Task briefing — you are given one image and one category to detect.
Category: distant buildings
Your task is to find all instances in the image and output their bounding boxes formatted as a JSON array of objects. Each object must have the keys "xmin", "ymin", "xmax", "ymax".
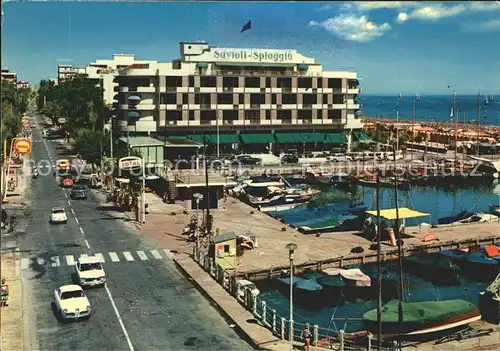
[
  {"xmin": 1, "ymin": 69, "xmax": 30, "ymax": 89},
  {"xmin": 57, "ymin": 54, "xmax": 155, "ymax": 105}
]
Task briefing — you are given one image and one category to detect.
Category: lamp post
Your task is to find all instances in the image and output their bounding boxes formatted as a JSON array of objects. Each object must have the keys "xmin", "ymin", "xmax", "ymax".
[
  {"xmin": 285, "ymin": 242, "xmax": 298, "ymax": 345},
  {"xmin": 141, "ymin": 157, "xmax": 146, "ymax": 224},
  {"xmin": 193, "ymin": 192, "xmax": 204, "ymax": 260}
]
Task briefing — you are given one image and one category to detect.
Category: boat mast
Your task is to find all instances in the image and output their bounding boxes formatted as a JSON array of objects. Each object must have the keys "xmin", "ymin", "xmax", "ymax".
[
  {"xmin": 453, "ymin": 90, "xmax": 457, "ymax": 162},
  {"xmin": 392, "ymin": 148, "xmax": 404, "ymax": 348},
  {"xmin": 476, "ymin": 92, "xmax": 481, "ymax": 156},
  {"xmin": 411, "ymin": 98, "xmax": 416, "ymax": 162},
  {"xmin": 376, "ymin": 172, "xmax": 383, "ymax": 350}
]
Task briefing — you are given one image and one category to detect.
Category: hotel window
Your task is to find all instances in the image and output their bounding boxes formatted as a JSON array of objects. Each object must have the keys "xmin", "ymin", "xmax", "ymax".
[
  {"xmin": 318, "ymin": 110, "xmax": 323, "ymax": 119},
  {"xmin": 172, "ymin": 60, "xmax": 181, "ymax": 70},
  {"xmin": 298, "ymin": 78, "xmax": 312, "ymax": 89},
  {"xmin": 239, "ymin": 94, "xmax": 244, "ymax": 104},
  {"xmin": 328, "ymin": 78, "xmax": 342, "ymax": 89},
  {"xmin": 323, "ymin": 95, "xmax": 328, "ymax": 105},
  {"xmin": 166, "ymin": 76, "xmax": 183, "ymax": 88},
  {"xmin": 250, "ymin": 94, "xmax": 265, "ymax": 105},
  {"xmin": 200, "ymin": 76, "xmax": 216, "ymax": 87},
  {"xmin": 217, "ymin": 94, "xmax": 233, "ymax": 105},
  {"xmin": 189, "ymin": 111, "xmax": 194, "ymax": 120},
  {"xmin": 223, "ymin": 77, "xmax": 238, "ymax": 88},
  {"xmin": 183, "ymin": 93, "xmax": 188, "ymax": 104},
  {"xmin": 188, "ymin": 76, "xmax": 194, "ymax": 87},
  {"xmin": 266, "ymin": 77, "xmax": 271, "ymax": 87},
  {"xmin": 328, "ymin": 110, "xmax": 341, "ymax": 120},
  {"xmin": 161, "ymin": 93, "xmax": 176, "ymax": 104},
  {"xmin": 244, "ymin": 77, "xmax": 260, "ymax": 88},
  {"xmin": 303, "ymin": 94, "xmax": 316, "ymax": 106},
  {"xmin": 277, "ymin": 77, "xmax": 292, "ymax": 88},
  {"xmin": 282, "ymin": 94, "xmax": 297, "ymax": 104},
  {"xmin": 265, "ymin": 110, "xmax": 271, "ymax": 120},
  {"xmin": 317, "ymin": 78, "xmax": 323, "ymax": 88},
  {"xmin": 271, "ymin": 94, "xmax": 276, "ymax": 104}
]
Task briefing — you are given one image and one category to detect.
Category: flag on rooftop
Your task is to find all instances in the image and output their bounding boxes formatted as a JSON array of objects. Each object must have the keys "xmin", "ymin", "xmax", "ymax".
[{"xmin": 241, "ymin": 20, "xmax": 252, "ymax": 33}]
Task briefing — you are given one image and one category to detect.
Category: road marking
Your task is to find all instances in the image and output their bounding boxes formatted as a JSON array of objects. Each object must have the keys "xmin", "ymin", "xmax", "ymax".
[
  {"xmin": 36, "ymin": 257, "xmax": 45, "ymax": 266},
  {"xmin": 79, "ymin": 227, "xmax": 84, "ymax": 234},
  {"xmin": 65, "ymin": 255, "xmax": 75, "ymax": 265},
  {"xmin": 104, "ymin": 284, "xmax": 135, "ymax": 351},
  {"xmin": 150, "ymin": 250, "xmax": 162, "ymax": 260},
  {"xmin": 84, "ymin": 240, "xmax": 90, "ymax": 249},
  {"xmin": 95, "ymin": 253, "xmax": 105, "ymax": 263},
  {"xmin": 109, "ymin": 252, "xmax": 120, "ymax": 262},
  {"xmin": 70, "ymin": 208, "xmax": 75, "ymax": 215},
  {"xmin": 136, "ymin": 251, "xmax": 148, "ymax": 261},
  {"xmin": 163, "ymin": 249, "xmax": 174, "ymax": 259},
  {"xmin": 123, "ymin": 251, "xmax": 134, "ymax": 261},
  {"xmin": 67, "ymin": 199, "xmax": 71, "ymax": 205},
  {"xmin": 51, "ymin": 256, "xmax": 60, "ymax": 267},
  {"xmin": 74, "ymin": 218, "xmax": 79, "ymax": 225},
  {"xmin": 21, "ymin": 258, "xmax": 30, "ymax": 270}
]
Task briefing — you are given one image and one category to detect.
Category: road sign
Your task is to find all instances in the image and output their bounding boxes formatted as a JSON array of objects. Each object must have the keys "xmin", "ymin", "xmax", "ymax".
[
  {"xmin": 118, "ymin": 157, "xmax": 142, "ymax": 170},
  {"xmin": 57, "ymin": 117, "xmax": 67, "ymax": 124},
  {"xmin": 13, "ymin": 138, "xmax": 32, "ymax": 155}
]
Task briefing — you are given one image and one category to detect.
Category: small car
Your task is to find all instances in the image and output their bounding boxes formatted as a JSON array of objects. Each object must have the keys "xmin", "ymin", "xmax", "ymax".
[
  {"xmin": 50, "ymin": 207, "xmax": 68, "ymax": 224},
  {"xmin": 53, "ymin": 285, "xmax": 91, "ymax": 320},
  {"xmin": 70, "ymin": 185, "xmax": 87, "ymax": 200},
  {"xmin": 231, "ymin": 155, "xmax": 262, "ymax": 166},
  {"xmin": 75, "ymin": 255, "xmax": 106, "ymax": 288},
  {"xmin": 328, "ymin": 153, "xmax": 353, "ymax": 163}
]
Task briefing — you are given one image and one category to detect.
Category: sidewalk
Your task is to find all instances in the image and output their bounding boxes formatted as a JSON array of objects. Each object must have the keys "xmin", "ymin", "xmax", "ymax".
[{"xmin": 0, "ymin": 250, "xmax": 23, "ymax": 351}]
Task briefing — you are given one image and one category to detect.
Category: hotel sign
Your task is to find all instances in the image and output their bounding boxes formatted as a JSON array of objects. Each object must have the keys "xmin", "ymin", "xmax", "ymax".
[{"xmin": 212, "ymin": 48, "xmax": 296, "ymax": 63}]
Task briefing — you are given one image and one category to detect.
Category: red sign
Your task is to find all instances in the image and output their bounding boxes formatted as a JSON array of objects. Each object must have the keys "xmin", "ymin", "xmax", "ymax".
[
  {"xmin": 8, "ymin": 161, "xmax": 22, "ymax": 168},
  {"xmin": 8, "ymin": 169, "xmax": 16, "ymax": 175},
  {"xmin": 118, "ymin": 157, "xmax": 142, "ymax": 170},
  {"xmin": 62, "ymin": 178, "xmax": 73, "ymax": 187}
]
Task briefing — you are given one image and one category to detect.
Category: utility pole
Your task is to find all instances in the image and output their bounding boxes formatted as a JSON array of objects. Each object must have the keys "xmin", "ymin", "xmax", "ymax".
[
  {"xmin": 376, "ymin": 172, "xmax": 382, "ymax": 350},
  {"xmin": 203, "ymin": 137, "xmax": 211, "ymax": 235},
  {"xmin": 476, "ymin": 92, "xmax": 481, "ymax": 156},
  {"xmin": 411, "ymin": 99, "xmax": 416, "ymax": 161},
  {"xmin": 453, "ymin": 90, "xmax": 457, "ymax": 161}
]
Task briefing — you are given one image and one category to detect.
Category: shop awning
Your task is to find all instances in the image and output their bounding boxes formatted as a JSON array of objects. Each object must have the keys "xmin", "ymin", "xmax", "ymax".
[
  {"xmin": 127, "ymin": 111, "xmax": 140, "ymax": 119},
  {"xmin": 297, "ymin": 64, "xmax": 309, "ymax": 71},
  {"xmin": 324, "ymin": 132, "xmax": 347, "ymax": 144},
  {"xmin": 300, "ymin": 132, "xmax": 325, "ymax": 143},
  {"xmin": 196, "ymin": 62, "xmax": 208, "ymax": 68},
  {"xmin": 240, "ymin": 133, "xmax": 275, "ymax": 144},
  {"xmin": 353, "ymin": 130, "xmax": 373, "ymax": 143},
  {"xmin": 275, "ymin": 133, "xmax": 301, "ymax": 143},
  {"xmin": 366, "ymin": 207, "xmax": 430, "ymax": 220},
  {"xmin": 188, "ymin": 134, "xmax": 238, "ymax": 144}
]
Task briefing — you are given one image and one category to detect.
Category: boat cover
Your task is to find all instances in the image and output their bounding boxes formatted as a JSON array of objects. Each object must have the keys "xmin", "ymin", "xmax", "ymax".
[
  {"xmin": 467, "ymin": 252, "xmax": 500, "ymax": 265},
  {"xmin": 278, "ymin": 276, "xmax": 304, "ymax": 285},
  {"xmin": 364, "ymin": 299, "xmax": 478, "ymax": 334},
  {"xmin": 340, "ymin": 268, "xmax": 372, "ymax": 287},
  {"xmin": 302, "ymin": 271, "xmax": 325, "ymax": 280},
  {"xmin": 318, "ymin": 275, "xmax": 345, "ymax": 287},
  {"xmin": 295, "ymin": 279, "xmax": 323, "ymax": 292},
  {"xmin": 439, "ymin": 249, "xmax": 468, "ymax": 260},
  {"xmin": 484, "ymin": 245, "xmax": 500, "ymax": 258}
]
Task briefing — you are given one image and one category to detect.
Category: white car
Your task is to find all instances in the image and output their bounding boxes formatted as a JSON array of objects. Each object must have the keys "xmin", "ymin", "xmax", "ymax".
[
  {"xmin": 76, "ymin": 255, "xmax": 106, "ymax": 287},
  {"xmin": 50, "ymin": 207, "xmax": 67, "ymax": 224},
  {"xmin": 53, "ymin": 285, "xmax": 91, "ymax": 320},
  {"xmin": 328, "ymin": 153, "xmax": 353, "ymax": 163}
]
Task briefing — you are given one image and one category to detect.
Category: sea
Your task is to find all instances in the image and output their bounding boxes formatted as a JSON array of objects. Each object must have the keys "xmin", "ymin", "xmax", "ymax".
[
  {"xmin": 359, "ymin": 95, "xmax": 500, "ymax": 126},
  {"xmin": 260, "ymin": 182, "xmax": 500, "ymax": 334}
]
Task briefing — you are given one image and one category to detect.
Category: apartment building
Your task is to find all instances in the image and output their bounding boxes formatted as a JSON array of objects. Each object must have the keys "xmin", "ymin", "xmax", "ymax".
[
  {"xmin": 116, "ymin": 42, "xmax": 365, "ymax": 149},
  {"xmin": 57, "ymin": 54, "xmax": 154, "ymax": 105},
  {"xmin": 1, "ymin": 69, "xmax": 17, "ymax": 84}
]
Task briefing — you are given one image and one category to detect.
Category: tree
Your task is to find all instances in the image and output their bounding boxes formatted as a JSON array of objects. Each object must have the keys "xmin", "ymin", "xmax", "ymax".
[
  {"xmin": 73, "ymin": 128, "xmax": 109, "ymax": 166},
  {"xmin": 1, "ymin": 104, "xmax": 22, "ymax": 154},
  {"xmin": 40, "ymin": 101, "xmax": 63, "ymax": 125}
]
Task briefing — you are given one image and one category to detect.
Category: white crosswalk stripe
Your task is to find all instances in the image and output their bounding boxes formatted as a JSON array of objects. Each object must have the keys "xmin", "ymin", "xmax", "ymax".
[
  {"xmin": 109, "ymin": 252, "xmax": 120, "ymax": 262},
  {"xmin": 19, "ymin": 249, "xmax": 175, "ymax": 270},
  {"xmin": 150, "ymin": 250, "xmax": 162, "ymax": 259},
  {"xmin": 137, "ymin": 251, "xmax": 148, "ymax": 261},
  {"xmin": 163, "ymin": 249, "xmax": 174, "ymax": 259},
  {"xmin": 123, "ymin": 251, "xmax": 134, "ymax": 262},
  {"xmin": 66, "ymin": 255, "xmax": 75, "ymax": 266}
]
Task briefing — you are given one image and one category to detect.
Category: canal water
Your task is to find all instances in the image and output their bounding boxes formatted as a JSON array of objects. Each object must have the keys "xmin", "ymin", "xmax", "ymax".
[{"xmin": 260, "ymin": 181, "xmax": 499, "ymax": 333}]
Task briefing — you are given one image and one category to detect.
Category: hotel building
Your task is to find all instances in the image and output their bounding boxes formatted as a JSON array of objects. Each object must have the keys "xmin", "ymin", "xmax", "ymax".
[
  {"xmin": 115, "ymin": 42, "xmax": 365, "ymax": 150},
  {"xmin": 57, "ymin": 54, "xmax": 154, "ymax": 105},
  {"xmin": 1, "ymin": 69, "xmax": 17, "ymax": 85}
]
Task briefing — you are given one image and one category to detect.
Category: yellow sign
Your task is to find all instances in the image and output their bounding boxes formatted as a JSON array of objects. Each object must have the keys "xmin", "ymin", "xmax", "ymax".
[{"xmin": 13, "ymin": 139, "xmax": 32, "ymax": 155}]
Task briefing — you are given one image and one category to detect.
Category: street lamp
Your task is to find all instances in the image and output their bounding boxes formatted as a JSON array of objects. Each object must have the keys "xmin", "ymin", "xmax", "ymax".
[
  {"xmin": 285, "ymin": 242, "xmax": 298, "ymax": 345},
  {"xmin": 193, "ymin": 192, "xmax": 204, "ymax": 261}
]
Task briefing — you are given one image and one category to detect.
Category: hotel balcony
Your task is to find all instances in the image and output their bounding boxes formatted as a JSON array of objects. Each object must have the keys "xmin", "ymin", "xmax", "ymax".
[
  {"xmin": 136, "ymin": 86, "xmax": 156, "ymax": 93},
  {"xmin": 347, "ymin": 88, "xmax": 360, "ymax": 94},
  {"xmin": 118, "ymin": 86, "xmax": 130, "ymax": 92}
]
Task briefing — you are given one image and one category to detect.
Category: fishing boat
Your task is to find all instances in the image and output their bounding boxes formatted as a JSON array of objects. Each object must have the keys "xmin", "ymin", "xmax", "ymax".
[
  {"xmin": 489, "ymin": 204, "xmax": 500, "ymax": 217},
  {"xmin": 323, "ymin": 268, "xmax": 372, "ymax": 300},
  {"xmin": 381, "ymin": 177, "xmax": 410, "ymax": 190},
  {"xmin": 463, "ymin": 250, "xmax": 500, "ymax": 282},
  {"xmin": 318, "ymin": 271, "xmax": 346, "ymax": 305},
  {"xmin": 457, "ymin": 212, "xmax": 498, "ymax": 224},
  {"xmin": 404, "ymin": 255, "xmax": 461, "ymax": 285},
  {"xmin": 437, "ymin": 210, "xmax": 474, "ymax": 225},
  {"xmin": 305, "ymin": 170, "xmax": 332, "ymax": 185},
  {"xmin": 363, "ymin": 299, "xmax": 481, "ymax": 339},
  {"xmin": 356, "ymin": 177, "xmax": 378, "ymax": 188},
  {"xmin": 439, "ymin": 248, "xmax": 469, "ymax": 261}
]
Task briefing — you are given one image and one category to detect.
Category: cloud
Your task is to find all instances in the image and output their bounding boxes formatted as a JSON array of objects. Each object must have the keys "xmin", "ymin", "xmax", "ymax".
[
  {"xmin": 396, "ymin": 12, "xmax": 409, "ymax": 24},
  {"xmin": 409, "ymin": 3, "xmax": 468, "ymax": 21},
  {"xmin": 309, "ymin": 14, "xmax": 391, "ymax": 42},
  {"xmin": 462, "ymin": 19, "xmax": 500, "ymax": 33},
  {"xmin": 318, "ymin": 4, "xmax": 334, "ymax": 11},
  {"xmin": 354, "ymin": 1, "xmax": 421, "ymax": 11}
]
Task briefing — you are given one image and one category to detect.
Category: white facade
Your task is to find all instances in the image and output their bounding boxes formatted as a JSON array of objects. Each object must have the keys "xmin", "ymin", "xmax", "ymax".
[{"xmin": 115, "ymin": 42, "xmax": 363, "ymax": 134}]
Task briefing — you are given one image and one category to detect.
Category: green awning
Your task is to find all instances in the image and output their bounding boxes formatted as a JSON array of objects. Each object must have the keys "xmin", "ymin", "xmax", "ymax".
[
  {"xmin": 196, "ymin": 62, "xmax": 208, "ymax": 68},
  {"xmin": 297, "ymin": 64, "xmax": 309, "ymax": 71},
  {"xmin": 166, "ymin": 135, "xmax": 188, "ymax": 140},
  {"xmin": 240, "ymin": 133, "xmax": 275, "ymax": 144},
  {"xmin": 188, "ymin": 134, "xmax": 238, "ymax": 144},
  {"xmin": 353, "ymin": 131, "xmax": 373, "ymax": 143},
  {"xmin": 275, "ymin": 133, "xmax": 301, "ymax": 143},
  {"xmin": 324, "ymin": 133, "xmax": 347, "ymax": 144},
  {"xmin": 300, "ymin": 132, "xmax": 324, "ymax": 143}
]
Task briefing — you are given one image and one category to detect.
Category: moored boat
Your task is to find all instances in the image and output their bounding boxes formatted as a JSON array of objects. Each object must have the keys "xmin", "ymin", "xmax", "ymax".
[
  {"xmin": 404, "ymin": 255, "xmax": 461, "ymax": 285},
  {"xmin": 463, "ymin": 250, "xmax": 500, "ymax": 282},
  {"xmin": 318, "ymin": 272, "xmax": 346, "ymax": 305},
  {"xmin": 363, "ymin": 299, "xmax": 481, "ymax": 340},
  {"xmin": 305, "ymin": 170, "xmax": 332, "ymax": 185},
  {"xmin": 437, "ymin": 210, "xmax": 474, "ymax": 225},
  {"xmin": 489, "ymin": 204, "xmax": 500, "ymax": 217}
]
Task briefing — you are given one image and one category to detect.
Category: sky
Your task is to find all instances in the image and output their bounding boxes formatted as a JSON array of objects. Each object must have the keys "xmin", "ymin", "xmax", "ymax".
[{"xmin": 2, "ymin": 1, "xmax": 500, "ymax": 95}]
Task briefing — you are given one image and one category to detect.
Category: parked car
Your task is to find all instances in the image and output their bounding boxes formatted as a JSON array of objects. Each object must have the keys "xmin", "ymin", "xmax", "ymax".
[
  {"xmin": 231, "ymin": 155, "xmax": 262, "ymax": 166},
  {"xmin": 50, "ymin": 207, "xmax": 67, "ymax": 224},
  {"xmin": 53, "ymin": 285, "xmax": 91, "ymax": 321},
  {"xmin": 281, "ymin": 154, "xmax": 299, "ymax": 164},
  {"xmin": 328, "ymin": 153, "xmax": 353, "ymax": 163},
  {"xmin": 70, "ymin": 185, "xmax": 88, "ymax": 200},
  {"xmin": 75, "ymin": 255, "xmax": 106, "ymax": 288}
]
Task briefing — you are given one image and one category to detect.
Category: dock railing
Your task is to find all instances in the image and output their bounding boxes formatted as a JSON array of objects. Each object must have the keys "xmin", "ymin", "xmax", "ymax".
[{"xmin": 192, "ymin": 246, "xmax": 384, "ymax": 350}]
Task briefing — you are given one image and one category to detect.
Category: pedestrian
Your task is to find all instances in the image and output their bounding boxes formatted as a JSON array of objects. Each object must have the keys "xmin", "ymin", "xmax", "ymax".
[
  {"xmin": 1, "ymin": 278, "xmax": 9, "ymax": 307},
  {"xmin": 300, "ymin": 322, "xmax": 312, "ymax": 351}
]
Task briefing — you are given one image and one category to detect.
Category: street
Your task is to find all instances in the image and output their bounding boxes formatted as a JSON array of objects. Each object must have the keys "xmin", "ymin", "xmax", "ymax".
[{"xmin": 14, "ymin": 116, "xmax": 254, "ymax": 350}]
